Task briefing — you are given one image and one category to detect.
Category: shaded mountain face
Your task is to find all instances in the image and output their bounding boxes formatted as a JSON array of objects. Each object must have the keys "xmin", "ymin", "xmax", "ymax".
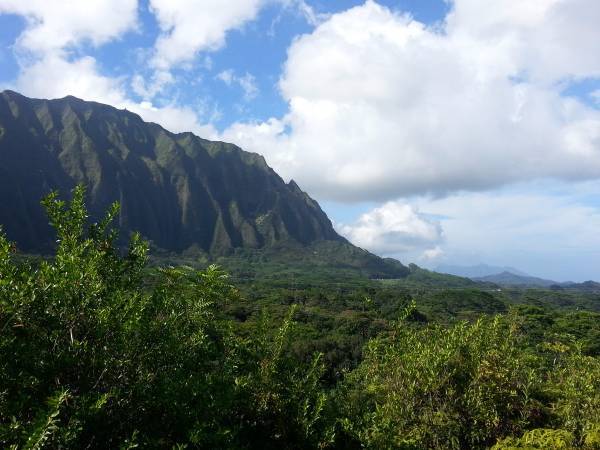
[{"xmin": 0, "ymin": 90, "xmax": 344, "ymax": 255}]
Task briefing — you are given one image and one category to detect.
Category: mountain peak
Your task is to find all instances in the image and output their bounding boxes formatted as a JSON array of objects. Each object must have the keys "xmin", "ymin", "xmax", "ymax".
[
  {"xmin": 288, "ymin": 179, "xmax": 302, "ymax": 192},
  {"xmin": 436, "ymin": 263, "xmax": 529, "ymax": 278},
  {"xmin": 1, "ymin": 89, "xmax": 21, "ymax": 97}
]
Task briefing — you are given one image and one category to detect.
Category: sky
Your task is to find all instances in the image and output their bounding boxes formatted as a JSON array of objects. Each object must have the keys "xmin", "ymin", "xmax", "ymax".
[{"xmin": 0, "ymin": 0, "xmax": 599, "ymax": 281}]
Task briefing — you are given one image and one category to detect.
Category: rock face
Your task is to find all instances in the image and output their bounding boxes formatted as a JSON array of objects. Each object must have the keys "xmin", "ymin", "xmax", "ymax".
[{"xmin": 0, "ymin": 90, "xmax": 344, "ymax": 254}]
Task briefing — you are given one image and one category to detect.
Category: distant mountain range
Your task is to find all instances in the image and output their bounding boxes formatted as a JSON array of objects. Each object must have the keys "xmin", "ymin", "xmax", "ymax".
[
  {"xmin": 476, "ymin": 272, "xmax": 600, "ymax": 291},
  {"xmin": 0, "ymin": 90, "xmax": 408, "ymax": 278},
  {"xmin": 472, "ymin": 271, "xmax": 558, "ymax": 287},
  {"xmin": 436, "ymin": 263, "xmax": 529, "ymax": 278},
  {"xmin": 437, "ymin": 264, "xmax": 599, "ymax": 290}
]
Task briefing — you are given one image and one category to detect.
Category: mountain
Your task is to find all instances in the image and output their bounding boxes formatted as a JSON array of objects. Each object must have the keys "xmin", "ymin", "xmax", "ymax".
[
  {"xmin": 0, "ymin": 90, "xmax": 408, "ymax": 277},
  {"xmin": 436, "ymin": 263, "xmax": 529, "ymax": 278},
  {"xmin": 558, "ymin": 280, "xmax": 600, "ymax": 292},
  {"xmin": 472, "ymin": 271, "xmax": 558, "ymax": 287}
]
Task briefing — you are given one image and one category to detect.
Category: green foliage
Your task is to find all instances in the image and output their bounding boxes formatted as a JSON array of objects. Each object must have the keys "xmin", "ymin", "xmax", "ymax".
[
  {"xmin": 492, "ymin": 425, "xmax": 600, "ymax": 450},
  {"xmin": 0, "ymin": 186, "xmax": 332, "ymax": 449},
  {"xmin": 337, "ymin": 315, "xmax": 542, "ymax": 449},
  {"xmin": 547, "ymin": 346, "xmax": 600, "ymax": 444},
  {"xmin": 2, "ymin": 186, "xmax": 600, "ymax": 449},
  {"xmin": 232, "ymin": 305, "xmax": 334, "ymax": 448},
  {"xmin": 492, "ymin": 428, "xmax": 576, "ymax": 449},
  {"xmin": 21, "ymin": 390, "xmax": 70, "ymax": 450}
]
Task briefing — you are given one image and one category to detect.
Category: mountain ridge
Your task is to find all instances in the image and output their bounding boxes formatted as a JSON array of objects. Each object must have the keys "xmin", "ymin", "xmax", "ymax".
[
  {"xmin": 436, "ymin": 263, "xmax": 529, "ymax": 278},
  {"xmin": 0, "ymin": 91, "xmax": 330, "ymax": 247},
  {"xmin": 0, "ymin": 90, "xmax": 409, "ymax": 278},
  {"xmin": 472, "ymin": 271, "xmax": 559, "ymax": 287}
]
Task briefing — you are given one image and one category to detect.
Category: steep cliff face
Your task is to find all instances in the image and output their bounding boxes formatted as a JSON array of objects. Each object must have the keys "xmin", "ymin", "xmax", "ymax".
[{"xmin": 0, "ymin": 90, "xmax": 343, "ymax": 254}]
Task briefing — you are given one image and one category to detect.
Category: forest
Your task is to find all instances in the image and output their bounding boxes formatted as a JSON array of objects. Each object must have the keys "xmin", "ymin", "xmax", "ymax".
[{"xmin": 1, "ymin": 187, "xmax": 599, "ymax": 449}]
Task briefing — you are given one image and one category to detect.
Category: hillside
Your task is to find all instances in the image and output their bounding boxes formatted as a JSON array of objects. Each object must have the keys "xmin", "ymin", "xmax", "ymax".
[
  {"xmin": 473, "ymin": 271, "xmax": 558, "ymax": 287},
  {"xmin": 436, "ymin": 263, "xmax": 528, "ymax": 278},
  {"xmin": 0, "ymin": 90, "xmax": 408, "ymax": 277}
]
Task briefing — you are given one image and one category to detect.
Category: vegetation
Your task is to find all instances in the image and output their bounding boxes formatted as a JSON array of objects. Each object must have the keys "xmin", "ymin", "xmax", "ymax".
[{"xmin": 1, "ymin": 188, "xmax": 599, "ymax": 449}]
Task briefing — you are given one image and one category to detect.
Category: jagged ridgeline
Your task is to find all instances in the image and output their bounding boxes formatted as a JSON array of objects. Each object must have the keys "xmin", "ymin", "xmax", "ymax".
[{"xmin": 0, "ymin": 90, "xmax": 408, "ymax": 277}]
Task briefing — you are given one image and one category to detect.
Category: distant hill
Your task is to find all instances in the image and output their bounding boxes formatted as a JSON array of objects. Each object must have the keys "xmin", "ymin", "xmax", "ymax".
[
  {"xmin": 403, "ymin": 264, "xmax": 478, "ymax": 288},
  {"xmin": 473, "ymin": 271, "xmax": 558, "ymax": 287},
  {"xmin": 559, "ymin": 280, "xmax": 600, "ymax": 292},
  {"xmin": 436, "ymin": 263, "xmax": 529, "ymax": 278},
  {"xmin": 0, "ymin": 90, "xmax": 409, "ymax": 278},
  {"xmin": 469, "ymin": 271, "xmax": 600, "ymax": 291}
]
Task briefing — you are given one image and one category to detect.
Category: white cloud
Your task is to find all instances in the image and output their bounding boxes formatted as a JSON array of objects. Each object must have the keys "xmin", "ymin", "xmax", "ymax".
[
  {"xmin": 15, "ymin": 54, "xmax": 126, "ymax": 105},
  {"xmin": 0, "ymin": 0, "xmax": 138, "ymax": 55},
  {"xmin": 221, "ymin": 0, "xmax": 600, "ymax": 202},
  {"xmin": 149, "ymin": 0, "xmax": 264, "ymax": 71},
  {"xmin": 130, "ymin": 71, "xmax": 174, "ymax": 100},
  {"xmin": 216, "ymin": 69, "xmax": 235, "ymax": 85},
  {"xmin": 415, "ymin": 183, "xmax": 600, "ymax": 281},
  {"xmin": 0, "ymin": 0, "xmax": 218, "ymax": 139},
  {"xmin": 12, "ymin": 54, "xmax": 216, "ymax": 137},
  {"xmin": 147, "ymin": 0, "xmax": 322, "ymax": 71},
  {"xmin": 145, "ymin": 0, "xmax": 321, "ymax": 95},
  {"xmin": 333, "ymin": 181, "xmax": 600, "ymax": 281},
  {"xmin": 1, "ymin": 0, "xmax": 136, "ymax": 108},
  {"xmin": 217, "ymin": 69, "xmax": 259, "ymax": 101},
  {"xmin": 237, "ymin": 73, "xmax": 259, "ymax": 101},
  {"xmin": 337, "ymin": 201, "xmax": 443, "ymax": 255},
  {"xmin": 446, "ymin": 0, "xmax": 600, "ymax": 82},
  {"xmin": 284, "ymin": 0, "xmax": 321, "ymax": 26},
  {"xmin": 132, "ymin": 101, "xmax": 217, "ymax": 136},
  {"xmin": 422, "ymin": 246, "xmax": 444, "ymax": 261},
  {"xmin": 273, "ymin": 0, "xmax": 325, "ymax": 28}
]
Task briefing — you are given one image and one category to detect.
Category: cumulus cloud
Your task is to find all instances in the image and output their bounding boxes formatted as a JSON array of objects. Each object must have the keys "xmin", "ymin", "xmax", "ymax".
[
  {"xmin": 1, "ymin": 0, "xmax": 137, "ymax": 104},
  {"xmin": 15, "ymin": 54, "xmax": 127, "ymax": 106},
  {"xmin": 221, "ymin": 0, "xmax": 600, "ymax": 201},
  {"xmin": 0, "ymin": 0, "xmax": 216, "ymax": 139},
  {"xmin": 337, "ymin": 201, "xmax": 443, "ymax": 255},
  {"xmin": 148, "ymin": 0, "xmax": 264, "ymax": 71},
  {"xmin": 144, "ymin": 0, "xmax": 322, "ymax": 95},
  {"xmin": 446, "ymin": 0, "xmax": 600, "ymax": 81},
  {"xmin": 147, "ymin": 0, "xmax": 321, "ymax": 71},
  {"xmin": 0, "ymin": 0, "xmax": 138, "ymax": 55},
  {"xmin": 13, "ymin": 53, "xmax": 215, "ymax": 137}
]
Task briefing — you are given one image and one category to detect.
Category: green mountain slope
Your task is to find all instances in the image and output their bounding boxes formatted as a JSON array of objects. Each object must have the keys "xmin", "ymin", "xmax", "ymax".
[
  {"xmin": 473, "ymin": 271, "xmax": 558, "ymax": 287},
  {"xmin": 0, "ymin": 90, "xmax": 408, "ymax": 277}
]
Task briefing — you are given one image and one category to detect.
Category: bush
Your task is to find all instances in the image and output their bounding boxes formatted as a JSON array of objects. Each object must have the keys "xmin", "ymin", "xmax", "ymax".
[
  {"xmin": 2, "ymin": 186, "xmax": 599, "ymax": 449},
  {"xmin": 0, "ymin": 186, "xmax": 332, "ymax": 449},
  {"xmin": 337, "ymin": 310, "xmax": 543, "ymax": 449}
]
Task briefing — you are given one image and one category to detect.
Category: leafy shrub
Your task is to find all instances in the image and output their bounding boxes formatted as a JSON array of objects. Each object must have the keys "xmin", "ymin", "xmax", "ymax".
[
  {"xmin": 2, "ymin": 186, "xmax": 600, "ymax": 450},
  {"xmin": 546, "ymin": 345, "xmax": 600, "ymax": 446},
  {"xmin": 492, "ymin": 428, "xmax": 576, "ymax": 449},
  {"xmin": 337, "ymin": 310, "xmax": 543, "ymax": 449},
  {"xmin": 0, "ymin": 186, "xmax": 332, "ymax": 449}
]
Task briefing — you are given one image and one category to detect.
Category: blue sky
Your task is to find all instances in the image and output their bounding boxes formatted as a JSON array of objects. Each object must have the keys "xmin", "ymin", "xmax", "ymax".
[
  {"xmin": 0, "ymin": 0, "xmax": 450, "ymax": 129},
  {"xmin": 1, "ymin": 0, "xmax": 599, "ymax": 281}
]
